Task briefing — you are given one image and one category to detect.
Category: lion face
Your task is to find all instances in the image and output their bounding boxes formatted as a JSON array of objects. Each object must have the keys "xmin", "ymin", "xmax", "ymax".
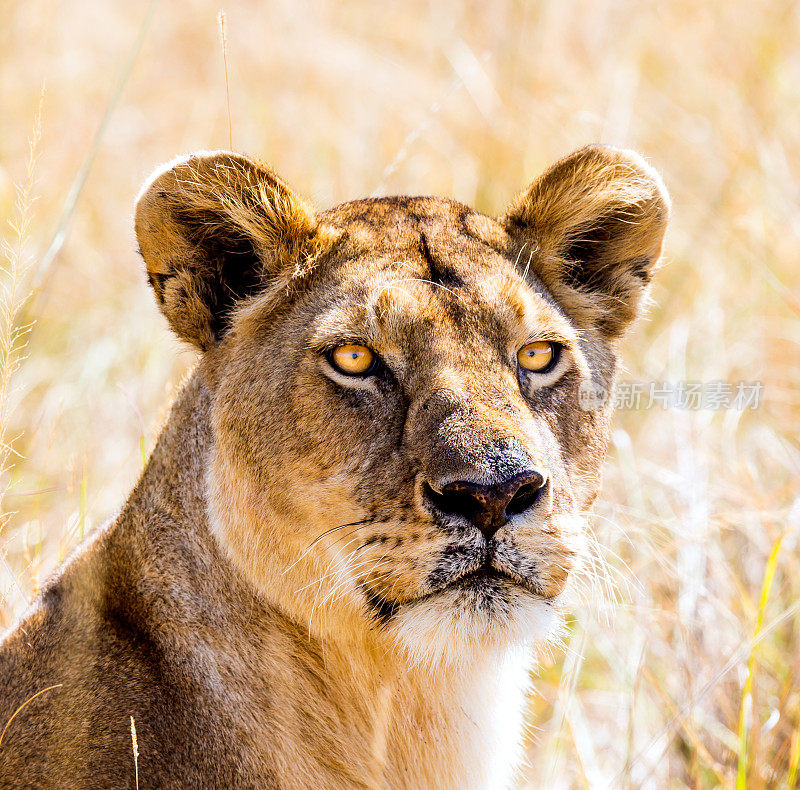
[{"xmin": 135, "ymin": 148, "xmax": 669, "ymax": 665}]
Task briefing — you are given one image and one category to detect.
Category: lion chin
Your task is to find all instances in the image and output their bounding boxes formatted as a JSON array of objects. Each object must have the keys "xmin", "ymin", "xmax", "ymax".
[{"xmin": 388, "ymin": 576, "xmax": 564, "ymax": 669}]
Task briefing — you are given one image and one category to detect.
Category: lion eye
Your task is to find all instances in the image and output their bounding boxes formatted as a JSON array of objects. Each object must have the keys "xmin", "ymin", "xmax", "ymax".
[
  {"xmin": 330, "ymin": 344, "xmax": 377, "ymax": 376},
  {"xmin": 517, "ymin": 341, "xmax": 558, "ymax": 373}
]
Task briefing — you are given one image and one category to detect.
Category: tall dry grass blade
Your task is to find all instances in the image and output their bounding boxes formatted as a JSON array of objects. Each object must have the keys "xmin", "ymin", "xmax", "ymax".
[
  {"xmin": 787, "ymin": 726, "xmax": 800, "ymax": 790},
  {"xmin": 642, "ymin": 665, "xmax": 726, "ymax": 783},
  {"xmin": 736, "ymin": 532, "xmax": 785, "ymax": 789},
  {"xmin": 0, "ymin": 85, "xmax": 44, "ymax": 557},
  {"xmin": 371, "ymin": 60, "xmax": 478, "ymax": 197},
  {"xmin": 78, "ymin": 462, "xmax": 87, "ymax": 541},
  {"xmin": 130, "ymin": 715, "xmax": 139, "ymax": 790},
  {"xmin": 218, "ymin": 10, "xmax": 233, "ymax": 150},
  {"xmin": 32, "ymin": 0, "xmax": 159, "ymax": 293}
]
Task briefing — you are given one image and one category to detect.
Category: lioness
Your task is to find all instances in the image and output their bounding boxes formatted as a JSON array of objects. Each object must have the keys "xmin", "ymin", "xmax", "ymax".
[{"xmin": 0, "ymin": 145, "xmax": 668, "ymax": 789}]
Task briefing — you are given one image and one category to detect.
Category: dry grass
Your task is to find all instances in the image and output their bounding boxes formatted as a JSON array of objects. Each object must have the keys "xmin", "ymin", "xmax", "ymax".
[{"xmin": 1, "ymin": 1, "xmax": 798, "ymax": 786}]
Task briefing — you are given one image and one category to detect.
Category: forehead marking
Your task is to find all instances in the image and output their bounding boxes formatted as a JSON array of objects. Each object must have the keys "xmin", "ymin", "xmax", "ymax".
[{"xmin": 418, "ymin": 232, "xmax": 466, "ymax": 290}]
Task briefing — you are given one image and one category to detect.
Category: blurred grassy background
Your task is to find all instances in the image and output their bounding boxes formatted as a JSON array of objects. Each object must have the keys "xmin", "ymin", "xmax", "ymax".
[{"xmin": 1, "ymin": 0, "xmax": 799, "ymax": 786}]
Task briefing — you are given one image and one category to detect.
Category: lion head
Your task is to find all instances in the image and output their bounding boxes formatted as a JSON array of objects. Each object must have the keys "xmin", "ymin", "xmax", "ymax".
[{"xmin": 135, "ymin": 146, "xmax": 668, "ymax": 666}]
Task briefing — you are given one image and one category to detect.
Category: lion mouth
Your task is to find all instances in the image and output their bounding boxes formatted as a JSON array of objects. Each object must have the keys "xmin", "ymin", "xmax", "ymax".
[
  {"xmin": 443, "ymin": 558, "xmax": 539, "ymax": 596},
  {"xmin": 361, "ymin": 547, "xmax": 548, "ymax": 625},
  {"xmin": 452, "ymin": 564, "xmax": 511, "ymax": 587},
  {"xmin": 428, "ymin": 543, "xmax": 544, "ymax": 596}
]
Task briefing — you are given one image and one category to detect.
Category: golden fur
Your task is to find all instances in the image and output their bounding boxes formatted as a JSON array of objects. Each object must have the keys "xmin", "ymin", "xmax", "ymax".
[{"xmin": 0, "ymin": 145, "xmax": 668, "ymax": 788}]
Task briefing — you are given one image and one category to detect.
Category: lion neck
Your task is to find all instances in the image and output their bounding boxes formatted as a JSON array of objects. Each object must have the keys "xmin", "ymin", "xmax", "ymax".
[{"xmin": 124, "ymin": 367, "xmax": 533, "ymax": 789}]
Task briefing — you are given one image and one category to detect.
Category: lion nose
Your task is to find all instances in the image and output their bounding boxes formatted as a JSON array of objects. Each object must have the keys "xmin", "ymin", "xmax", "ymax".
[{"xmin": 423, "ymin": 470, "xmax": 547, "ymax": 539}]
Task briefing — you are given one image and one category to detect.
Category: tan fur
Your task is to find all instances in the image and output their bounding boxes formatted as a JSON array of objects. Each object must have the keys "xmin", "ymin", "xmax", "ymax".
[{"xmin": 0, "ymin": 146, "xmax": 668, "ymax": 788}]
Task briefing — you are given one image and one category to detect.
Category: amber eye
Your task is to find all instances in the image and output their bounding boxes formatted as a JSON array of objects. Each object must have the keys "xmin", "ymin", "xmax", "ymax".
[
  {"xmin": 517, "ymin": 341, "xmax": 558, "ymax": 373},
  {"xmin": 329, "ymin": 344, "xmax": 377, "ymax": 376}
]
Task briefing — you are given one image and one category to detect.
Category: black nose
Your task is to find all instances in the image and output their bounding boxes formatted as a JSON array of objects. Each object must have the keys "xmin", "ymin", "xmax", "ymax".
[{"xmin": 423, "ymin": 470, "xmax": 547, "ymax": 539}]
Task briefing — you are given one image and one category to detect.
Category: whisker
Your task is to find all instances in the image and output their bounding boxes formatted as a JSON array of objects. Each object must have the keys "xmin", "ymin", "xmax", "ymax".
[
  {"xmin": 325, "ymin": 559, "xmax": 394, "ymax": 611},
  {"xmin": 293, "ymin": 534, "xmax": 373, "ymax": 595},
  {"xmin": 281, "ymin": 517, "xmax": 376, "ymax": 575}
]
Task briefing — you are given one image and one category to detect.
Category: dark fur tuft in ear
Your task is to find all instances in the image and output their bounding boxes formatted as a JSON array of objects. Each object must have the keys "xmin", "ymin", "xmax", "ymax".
[
  {"xmin": 135, "ymin": 151, "xmax": 330, "ymax": 350},
  {"xmin": 504, "ymin": 145, "xmax": 670, "ymax": 338}
]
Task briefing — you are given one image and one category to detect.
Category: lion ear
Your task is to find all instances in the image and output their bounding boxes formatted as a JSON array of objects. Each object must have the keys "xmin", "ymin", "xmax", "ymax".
[
  {"xmin": 504, "ymin": 145, "xmax": 670, "ymax": 338},
  {"xmin": 135, "ymin": 150, "xmax": 324, "ymax": 350}
]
